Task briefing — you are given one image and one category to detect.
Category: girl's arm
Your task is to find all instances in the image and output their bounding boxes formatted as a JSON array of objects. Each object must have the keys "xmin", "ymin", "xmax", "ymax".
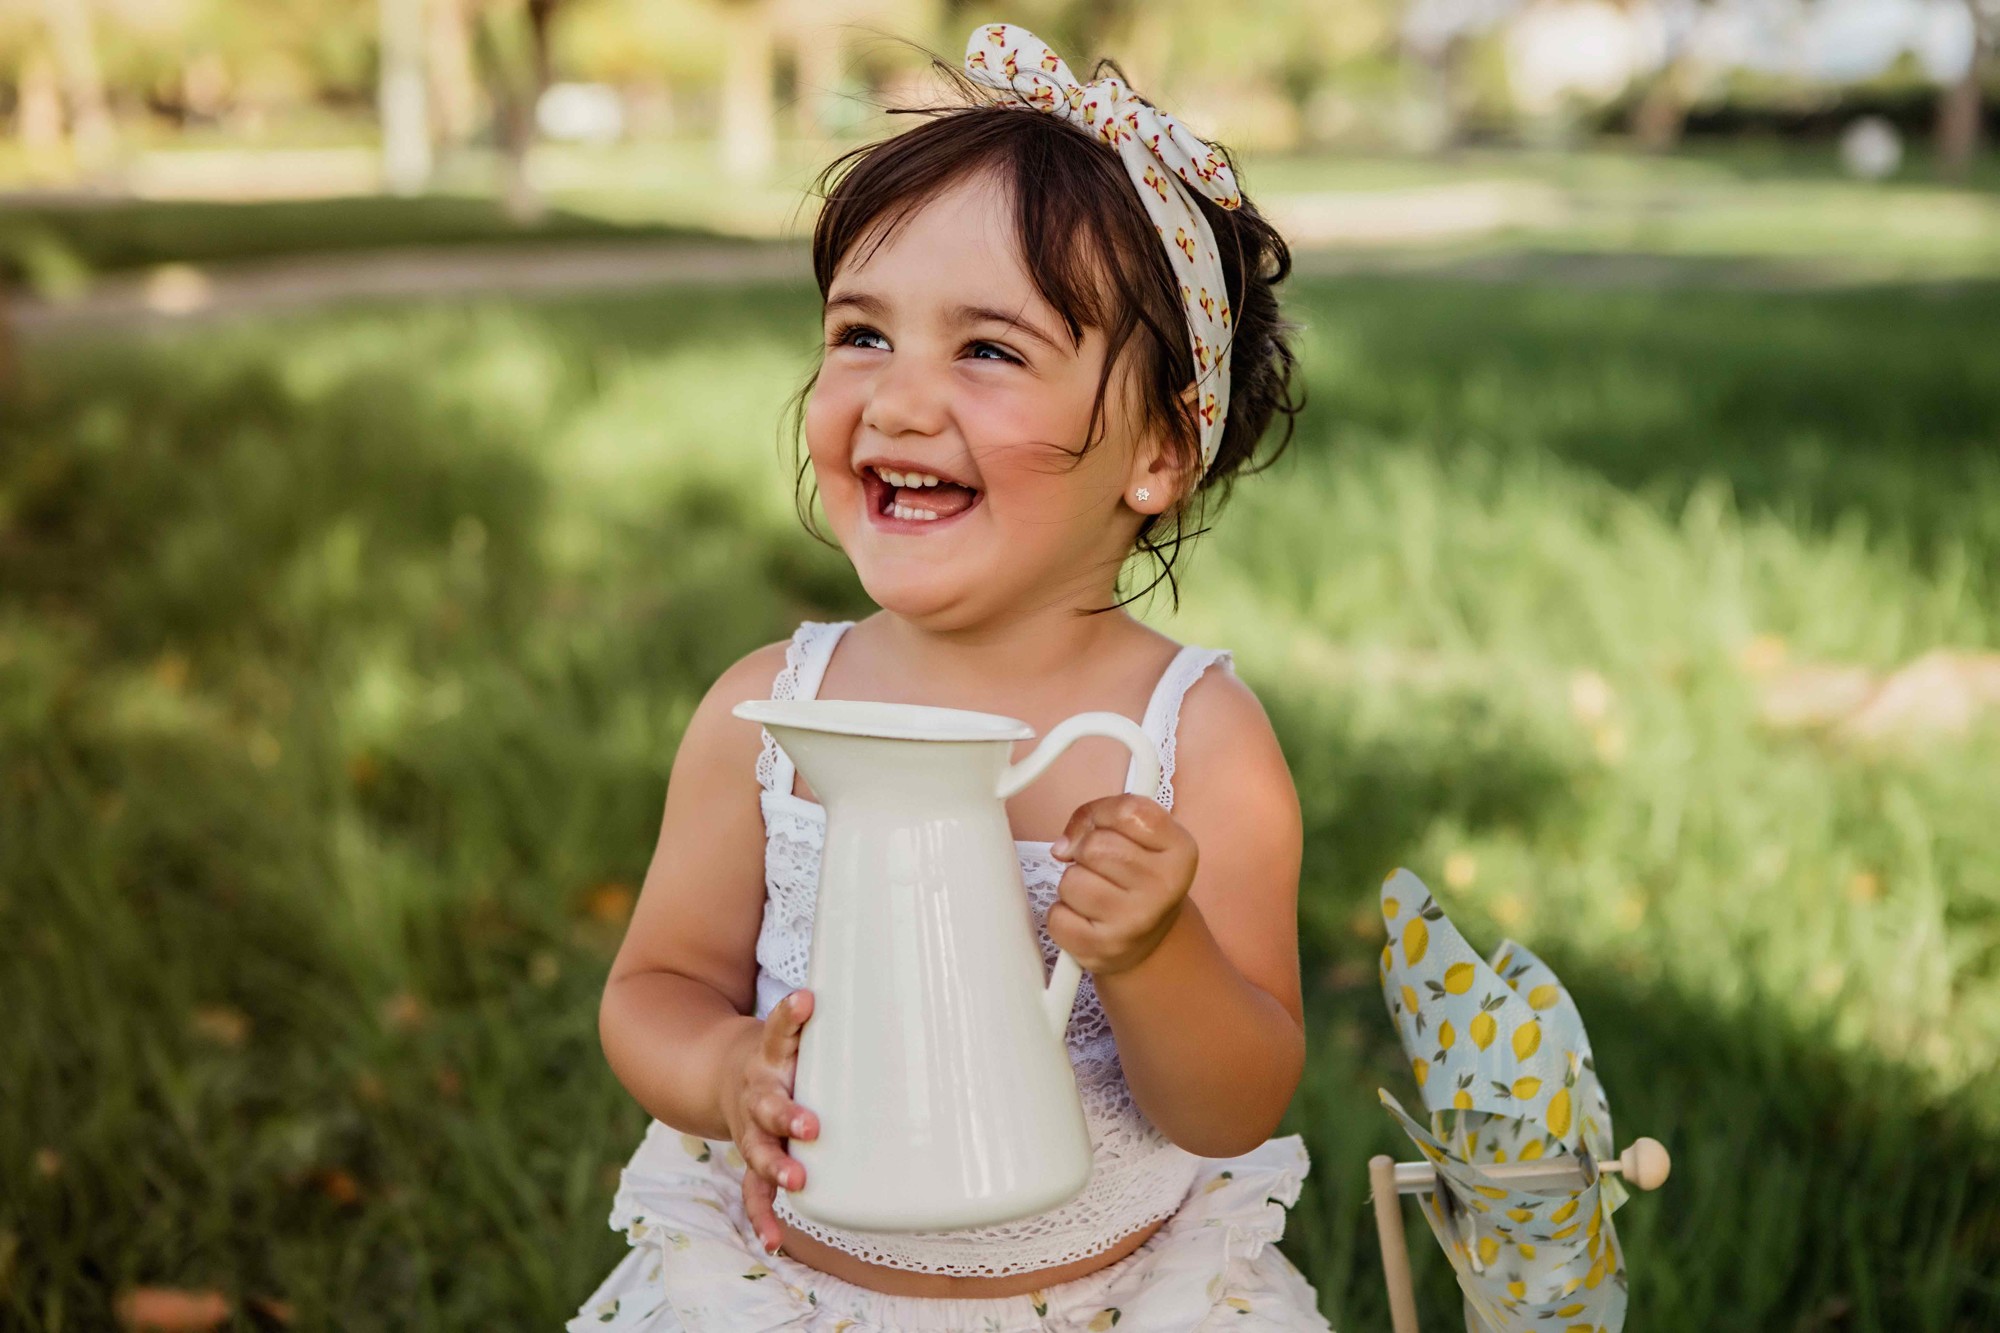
[
  {"xmin": 1085, "ymin": 670, "xmax": 1310, "ymax": 1159},
  {"xmin": 598, "ymin": 641, "xmax": 794, "ymax": 1140}
]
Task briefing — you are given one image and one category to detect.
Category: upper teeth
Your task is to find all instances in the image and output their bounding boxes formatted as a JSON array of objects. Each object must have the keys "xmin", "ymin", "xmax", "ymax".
[{"xmin": 877, "ymin": 467, "xmax": 945, "ymax": 488}]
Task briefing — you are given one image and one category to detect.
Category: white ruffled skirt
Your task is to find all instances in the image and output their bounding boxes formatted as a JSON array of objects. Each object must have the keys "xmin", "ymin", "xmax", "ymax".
[{"xmin": 569, "ymin": 1121, "xmax": 1335, "ymax": 1332}]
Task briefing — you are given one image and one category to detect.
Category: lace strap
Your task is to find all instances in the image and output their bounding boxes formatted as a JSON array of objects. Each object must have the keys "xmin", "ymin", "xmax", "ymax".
[
  {"xmin": 1125, "ymin": 645, "xmax": 1235, "ymax": 811},
  {"xmin": 754, "ymin": 620, "xmax": 855, "ymax": 797}
]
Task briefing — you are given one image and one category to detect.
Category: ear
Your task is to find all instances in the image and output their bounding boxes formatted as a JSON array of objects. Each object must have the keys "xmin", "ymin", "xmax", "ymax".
[{"xmin": 1123, "ymin": 383, "xmax": 1200, "ymax": 517}]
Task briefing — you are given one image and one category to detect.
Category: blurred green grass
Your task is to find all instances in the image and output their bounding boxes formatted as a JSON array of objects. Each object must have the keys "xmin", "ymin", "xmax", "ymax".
[
  {"xmin": 0, "ymin": 194, "xmax": 720, "ymax": 299},
  {"xmin": 8, "ymin": 140, "xmax": 2000, "ymax": 301},
  {"xmin": 4, "ymin": 270, "xmax": 2000, "ymax": 1329}
]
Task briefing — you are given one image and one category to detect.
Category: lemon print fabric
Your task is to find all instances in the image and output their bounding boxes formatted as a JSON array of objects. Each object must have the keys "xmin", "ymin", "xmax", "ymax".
[{"xmin": 1376, "ymin": 867, "xmax": 1631, "ymax": 1333}]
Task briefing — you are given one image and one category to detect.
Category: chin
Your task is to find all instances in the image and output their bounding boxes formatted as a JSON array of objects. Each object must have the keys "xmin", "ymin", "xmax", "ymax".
[
  {"xmin": 825, "ymin": 518, "xmax": 973, "ymax": 626},
  {"xmin": 856, "ymin": 570, "xmax": 981, "ymax": 625}
]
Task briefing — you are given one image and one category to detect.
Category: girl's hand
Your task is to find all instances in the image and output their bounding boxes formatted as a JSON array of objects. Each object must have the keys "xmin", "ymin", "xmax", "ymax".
[
  {"xmin": 720, "ymin": 988, "xmax": 819, "ymax": 1255},
  {"xmin": 1048, "ymin": 794, "xmax": 1198, "ymax": 977}
]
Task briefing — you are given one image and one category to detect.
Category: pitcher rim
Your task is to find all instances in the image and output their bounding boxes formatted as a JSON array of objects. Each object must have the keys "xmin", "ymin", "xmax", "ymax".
[{"xmin": 733, "ymin": 698, "xmax": 1037, "ymax": 743}]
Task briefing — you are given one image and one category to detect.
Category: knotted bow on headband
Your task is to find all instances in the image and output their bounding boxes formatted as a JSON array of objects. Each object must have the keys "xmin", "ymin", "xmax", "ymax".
[{"xmin": 963, "ymin": 23, "xmax": 1240, "ymax": 477}]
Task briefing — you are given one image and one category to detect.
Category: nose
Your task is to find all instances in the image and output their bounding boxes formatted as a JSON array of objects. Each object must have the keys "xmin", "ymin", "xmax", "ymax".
[{"xmin": 860, "ymin": 347, "xmax": 949, "ymax": 440}]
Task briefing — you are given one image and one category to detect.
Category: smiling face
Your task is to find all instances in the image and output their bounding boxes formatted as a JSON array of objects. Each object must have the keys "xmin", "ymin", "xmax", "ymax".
[{"xmin": 804, "ymin": 169, "xmax": 1174, "ymax": 628}]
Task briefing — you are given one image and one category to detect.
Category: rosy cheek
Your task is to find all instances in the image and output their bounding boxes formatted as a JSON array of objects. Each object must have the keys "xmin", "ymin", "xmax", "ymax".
[
  {"xmin": 959, "ymin": 384, "xmax": 1094, "ymax": 484},
  {"xmin": 956, "ymin": 367, "xmax": 1054, "ymax": 432},
  {"xmin": 803, "ymin": 373, "xmax": 862, "ymax": 471},
  {"xmin": 965, "ymin": 440, "xmax": 1076, "ymax": 520}
]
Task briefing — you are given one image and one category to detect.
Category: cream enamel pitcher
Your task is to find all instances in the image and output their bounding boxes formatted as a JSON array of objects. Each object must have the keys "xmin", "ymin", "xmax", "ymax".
[{"xmin": 730, "ymin": 697, "xmax": 1161, "ymax": 1233}]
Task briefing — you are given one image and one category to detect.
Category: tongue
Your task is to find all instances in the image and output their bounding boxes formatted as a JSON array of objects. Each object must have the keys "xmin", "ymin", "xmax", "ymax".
[{"xmin": 898, "ymin": 482, "xmax": 977, "ymax": 518}]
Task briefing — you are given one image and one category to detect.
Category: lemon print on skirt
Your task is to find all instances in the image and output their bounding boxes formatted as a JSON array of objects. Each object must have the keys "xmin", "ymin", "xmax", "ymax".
[{"xmin": 1376, "ymin": 867, "xmax": 1633, "ymax": 1333}]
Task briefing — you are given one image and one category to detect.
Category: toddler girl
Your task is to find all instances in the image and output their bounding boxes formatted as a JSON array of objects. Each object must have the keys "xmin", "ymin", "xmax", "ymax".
[{"xmin": 571, "ymin": 23, "xmax": 1333, "ymax": 1332}]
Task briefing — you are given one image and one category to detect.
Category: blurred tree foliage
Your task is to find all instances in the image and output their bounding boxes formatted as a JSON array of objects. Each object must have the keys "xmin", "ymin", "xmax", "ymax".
[
  {"xmin": 0, "ymin": 0, "xmax": 1986, "ymax": 179},
  {"xmin": 0, "ymin": 0, "xmax": 1412, "ymax": 161}
]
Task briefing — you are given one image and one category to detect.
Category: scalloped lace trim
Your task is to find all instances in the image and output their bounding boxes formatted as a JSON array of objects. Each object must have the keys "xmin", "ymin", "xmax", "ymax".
[
  {"xmin": 752, "ymin": 625, "xmax": 816, "ymax": 799},
  {"xmin": 576, "ymin": 1126, "xmax": 1326, "ymax": 1331},
  {"xmin": 1147, "ymin": 645, "xmax": 1235, "ymax": 811}
]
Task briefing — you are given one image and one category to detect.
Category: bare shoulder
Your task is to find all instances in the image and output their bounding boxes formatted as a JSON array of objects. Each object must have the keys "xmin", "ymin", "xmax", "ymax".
[
  {"xmin": 1169, "ymin": 653, "xmax": 1301, "ymax": 830},
  {"xmin": 713, "ymin": 635, "xmax": 797, "ymax": 710},
  {"xmin": 673, "ymin": 635, "xmax": 796, "ymax": 768},
  {"xmin": 1161, "ymin": 651, "xmax": 1305, "ymax": 1023},
  {"xmin": 606, "ymin": 633, "xmax": 797, "ymax": 1002}
]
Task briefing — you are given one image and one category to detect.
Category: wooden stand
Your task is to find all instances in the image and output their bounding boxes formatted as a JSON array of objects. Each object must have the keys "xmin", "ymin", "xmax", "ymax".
[{"xmin": 1368, "ymin": 1138, "xmax": 1672, "ymax": 1333}]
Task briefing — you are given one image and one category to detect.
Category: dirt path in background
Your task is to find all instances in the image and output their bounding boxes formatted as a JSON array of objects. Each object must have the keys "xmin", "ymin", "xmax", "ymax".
[
  {"xmin": 10, "ymin": 239, "xmax": 814, "ymax": 339},
  {"xmin": 10, "ymin": 236, "xmax": 1978, "ymax": 341}
]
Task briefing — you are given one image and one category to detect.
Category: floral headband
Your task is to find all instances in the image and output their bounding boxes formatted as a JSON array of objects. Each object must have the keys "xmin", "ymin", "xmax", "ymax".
[{"xmin": 962, "ymin": 23, "xmax": 1241, "ymax": 478}]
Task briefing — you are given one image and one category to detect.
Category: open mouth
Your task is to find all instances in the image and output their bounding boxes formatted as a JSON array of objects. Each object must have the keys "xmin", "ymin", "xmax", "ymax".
[{"xmin": 861, "ymin": 465, "xmax": 983, "ymax": 530}]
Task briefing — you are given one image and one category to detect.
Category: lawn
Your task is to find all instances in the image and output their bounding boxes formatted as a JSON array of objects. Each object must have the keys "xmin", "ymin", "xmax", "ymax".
[
  {"xmin": 4, "ymin": 268, "xmax": 1999, "ymax": 1330},
  {"xmin": 0, "ymin": 193, "xmax": 718, "ymax": 300},
  {"xmin": 1257, "ymin": 142, "xmax": 2000, "ymax": 280},
  {"xmin": 9, "ymin": 138, "xmax": 2000, "ymax": 301}
]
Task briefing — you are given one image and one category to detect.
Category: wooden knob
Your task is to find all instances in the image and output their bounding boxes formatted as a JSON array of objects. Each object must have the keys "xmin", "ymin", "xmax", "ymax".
[{"xmin": 1618, "ymin": 1137, "xmax": 1671, "ymax": 1190}]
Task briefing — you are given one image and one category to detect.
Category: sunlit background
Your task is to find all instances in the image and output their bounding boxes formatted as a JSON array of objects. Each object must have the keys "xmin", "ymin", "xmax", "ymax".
[{"xmin": 2, "ymin": 1, "xmax": 1998, "ymax": 1330}]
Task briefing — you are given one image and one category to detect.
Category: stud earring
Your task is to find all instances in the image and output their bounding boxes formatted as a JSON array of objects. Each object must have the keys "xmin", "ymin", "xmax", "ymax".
[{"xmin": 1134, "ymin": 487, "xmax": 1151, "ymax": 502}]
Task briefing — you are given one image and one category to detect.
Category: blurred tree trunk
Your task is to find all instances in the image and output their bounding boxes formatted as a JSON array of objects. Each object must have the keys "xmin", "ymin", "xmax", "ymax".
[
  {"xmin": 429, "ymin": 0, "xmax": 482, "ymax": 148},
  {"xmin": 1631, "ymin": 57, "xmax": 1692, "ymax": 150},
  {"xmin": 526, "ymin": 0, "xmax": 558, "ymax": 90},
  {"xmin": 17, "ymin": 50, "xmax": 65, "ymax": 151},
  {"xmin": 719, "ymin": 1, "xmax": 775, "ymax": 181},
  {"xmin": 791, "ymin": 21, "xmax": 841, "ymax": 140},
  {"xmin": 1411, "ymin": 42, "xmax": 1467, "ymax": 152},
  {"xmin": 0, "ymin": 278, "xmax": 15, "ymax": 395},
  {"xmin": 1090, "ymin": 2, "xmax": 1131, "ymax": 55},
  {"xmin": 1122, "ymin": 5, "xmax": 1172, "ymax": 87},
  {"xmin": 379, "ymin": 0, "xmax": 433, "ymax": 195},
  {"xmin": 932, "ymin": 0, "xmax": 1132, "ymax": 66},
  {"xmin": 475, "ymin": 0, "xmax": 565, "ymax": 222},
  {"xmin": 37, "ymin": 0, "xmax": 115, "ymax": 173},
  {"xmin": 1937, "ymin": 16, "xmax": 1987, "ymax": 180},
  {"xmin": 1056, "ymin": 0, "xmax": 1135, "ymax": 58}
]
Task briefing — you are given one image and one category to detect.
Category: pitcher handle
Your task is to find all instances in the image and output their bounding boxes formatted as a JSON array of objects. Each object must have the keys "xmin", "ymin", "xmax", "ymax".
[{"xmin": 996, "ymin": 712, "xmax": 1163, "ymax": 1045}]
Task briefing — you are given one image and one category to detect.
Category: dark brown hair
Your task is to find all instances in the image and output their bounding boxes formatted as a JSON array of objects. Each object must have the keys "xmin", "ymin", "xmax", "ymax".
[{"xmin": 788, "ymin": 58, "xmax": 1302, "ymax": 614}]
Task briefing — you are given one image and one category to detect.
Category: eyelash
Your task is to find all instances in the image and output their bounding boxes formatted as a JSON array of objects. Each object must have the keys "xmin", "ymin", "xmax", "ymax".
[
  {"xmin": 830, "ymin": 322, "xmax": 888, "ymax": 352},
  {"xmin": 827, "ymin": 322, "xmax": 1023, "ymax": 366}
]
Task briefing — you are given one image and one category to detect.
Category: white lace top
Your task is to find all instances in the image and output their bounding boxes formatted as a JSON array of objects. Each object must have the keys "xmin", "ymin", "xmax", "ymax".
[{"xmin": 750, "ymin": 619, "xmax": 1237, "ymax": 1277}]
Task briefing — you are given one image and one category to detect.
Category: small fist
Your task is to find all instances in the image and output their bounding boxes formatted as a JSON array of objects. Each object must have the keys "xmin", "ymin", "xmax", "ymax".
[{"xmin": 1047, "ymin": 793, "xmax": 1197, "ymax": 976}]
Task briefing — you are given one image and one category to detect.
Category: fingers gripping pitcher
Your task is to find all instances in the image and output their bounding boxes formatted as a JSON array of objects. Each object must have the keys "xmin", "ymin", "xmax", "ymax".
[{"xmin": 730, "ymin": 698, "xmax": 1162, "ymax": 1233}]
